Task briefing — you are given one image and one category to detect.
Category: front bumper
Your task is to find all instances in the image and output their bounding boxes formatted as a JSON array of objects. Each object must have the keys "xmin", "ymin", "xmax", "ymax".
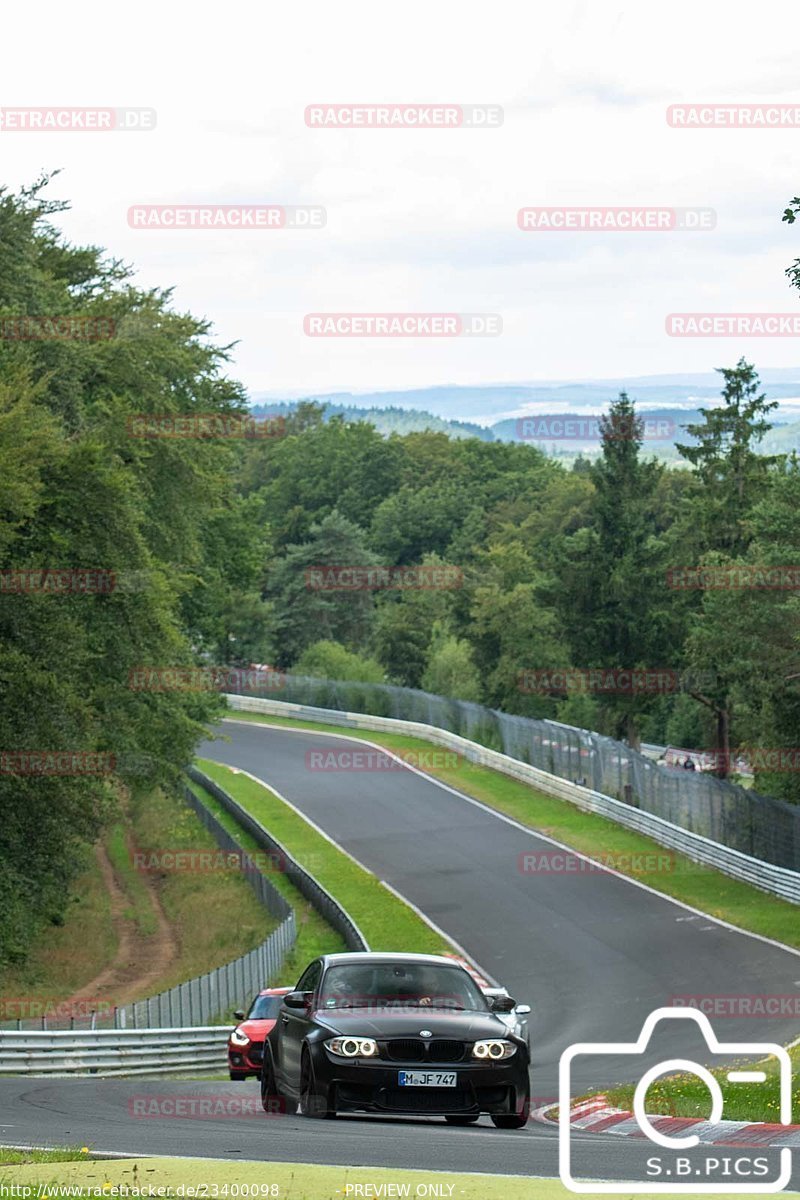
[
  {"xmin": 227, "ymin": 1042, "xmax": 264, "ymax": 1075},
  {"xmin": 312, "ymin": 1048, "xmax": 529, "ymax": 1115}
]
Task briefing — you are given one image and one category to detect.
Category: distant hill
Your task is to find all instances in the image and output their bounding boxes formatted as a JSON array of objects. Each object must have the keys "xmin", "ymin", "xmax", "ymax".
[
  {"xmin": 251, "ymin": 371, "xmax": 800, "ymax": 424},
  {"xmin": 248, "ymin": 374, "xmax": 800, "ymax": 460},
  {"xmin": 762, "ymin": 419, "xmax": 800, "ymax": 454},
  {"xmin": 490, "ymin": 408, "xmax": 704, "ymax": 445},
  {"xmin": 248, "ymin": 400, "xmax": 493, "ymax": 440}
]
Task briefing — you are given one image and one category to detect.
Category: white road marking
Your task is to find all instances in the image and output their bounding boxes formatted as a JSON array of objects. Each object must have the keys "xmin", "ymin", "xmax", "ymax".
[{"xmin": 221, "ymin": 718, "xmax": 800, "ymax": 964}]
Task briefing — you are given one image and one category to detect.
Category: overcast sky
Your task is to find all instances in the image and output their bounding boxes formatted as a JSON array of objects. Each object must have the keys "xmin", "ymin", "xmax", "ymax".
[{"xmin": 3, "ymin": 0, "xmax": 800, "ymax": 398}]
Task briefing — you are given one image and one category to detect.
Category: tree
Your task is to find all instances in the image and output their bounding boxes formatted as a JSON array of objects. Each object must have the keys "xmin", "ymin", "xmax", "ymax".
[
  {"xmin": 556, "ymin": 393, "xmax": 674, "ymax": 749},
  {"xmin": 690, "ymin": 459, "xmax": 800, "ymax": 798},
  {"xmin": 675, "ymin": 359, "xmax": 778, "ymax": 556},
  {"xmin": 266, "ymin": 511, "xmax": 381, "ymax": 667},
  {"xmin": 241, "ymin": 416, "xmax": 405, "ymax": 549},
  {"xmin": 467, "ymin": 539, "xmax": 567, "ymax": 714},
  {"xmin": 781, "ymin": 195, "xmax": 800, "ymax": 293},
  {"xmin": 371, "ymin": 553, "xmax": 455, "ymax": 687},
  {"xmin": 294, "ymin": 640, "xmax": 385, "ymax": 683},
  {"xmin": 0, "ymin": 178, "xmax": 253, "ymax": 964},
  {"xmin": 369, "ymin": 484, "xmax": 467, "ymax": 564},
  {"xmin": 180, "ymin": 491, "xmax": 274, "ymax": 666},
  {"xmin": 421, "ymin": 623, "xmax": 483, "ymax": 702}
]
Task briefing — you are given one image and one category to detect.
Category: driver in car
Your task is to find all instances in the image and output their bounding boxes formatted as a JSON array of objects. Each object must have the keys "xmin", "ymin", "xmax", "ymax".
[
  {"xmin": 376, "ymin": 965, "xmax": 442, "ymax": 1007},
  {"xmin": 321, "ymin": 967, "xmax": 370, "ymax": 1008}
]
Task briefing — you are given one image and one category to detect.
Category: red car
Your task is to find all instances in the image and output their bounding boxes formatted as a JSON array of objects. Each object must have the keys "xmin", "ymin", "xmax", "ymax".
[{"xmin": 228, "ymin": 987, "xmax": 292, "ymax": 1080}]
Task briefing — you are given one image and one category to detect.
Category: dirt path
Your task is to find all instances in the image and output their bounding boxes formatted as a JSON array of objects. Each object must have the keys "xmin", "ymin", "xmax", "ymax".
[{"xmin": 62, "ymin": 833, "xmax": 179, "ymax": 1014}]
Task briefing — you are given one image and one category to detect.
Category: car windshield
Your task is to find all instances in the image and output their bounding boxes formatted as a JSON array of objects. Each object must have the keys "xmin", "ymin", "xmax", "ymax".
[
  {"xmin": 247, "ymin": 994, "xmax": 284, "ymax": 1019},
  {"xmin": 319, "ymin": 962, "xmax": 489, "ymax": 1011}
]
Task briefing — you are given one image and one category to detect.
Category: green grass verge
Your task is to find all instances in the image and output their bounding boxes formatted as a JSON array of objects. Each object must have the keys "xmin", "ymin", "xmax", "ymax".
[
  {"xmin": 195, "ymin": 758, "xmax": 450, "ymax": 956},
  {"xmin": 0, "ymin": 850, "xmax": 117, "ymax": 1005},
  {"xmin": 128, "ymin": 786, "xmax": 271, "ymax": 995},
  {"xmin": 0, "ymin": 1147, "xmax": 93, "ymax": 1166},
  {"xmin": 0, "ymin": 786, "xmax": 276, "ymax": 1014},
  {"xmin": 221, "ymin": 712, "xmax": 800, "ymax": 951},
  {"xmin": 596, "ymin": 1040, "xmax": 800, "ymax": 1124},
  {"xmin": 3, "ymin": 1154, "xmax": 798, "ymax": 1199},
  {"xmin": 185, "ymin": 778, "xmax": 347, "ymax": 987},
  {"xmin": 106, "ymin": 823, "xmax": 157, "ymax": 937}
]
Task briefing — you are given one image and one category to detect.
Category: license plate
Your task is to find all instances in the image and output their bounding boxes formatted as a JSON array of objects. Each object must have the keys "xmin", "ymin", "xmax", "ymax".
[{"xmin": 398, "ymin": 1071, "xmax": 457, "ymax": 1087}]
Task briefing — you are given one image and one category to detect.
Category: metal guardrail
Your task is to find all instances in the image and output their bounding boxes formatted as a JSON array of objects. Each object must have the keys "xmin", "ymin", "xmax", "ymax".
[
  {"xmin": 240, "ymin": 674, "xmax": 799, "ymax": 873},
  {"xmin": 187, "ymin": 765, "xmax": 370, "ymax": 951},
  {"xmin": 0, "ymin": 1027, "xmax": 229, "ymax": 1076},
  {"xmin": 225, "ymin": 694, "xmax": 800, "ymax": 905},
  {"xmin": 182, "ymin": 782, "xmax": 293, "ymax": 923}
]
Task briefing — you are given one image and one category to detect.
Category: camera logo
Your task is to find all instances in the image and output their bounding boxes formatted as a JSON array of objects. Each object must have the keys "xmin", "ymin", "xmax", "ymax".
[{"xmin": 559, "ymin": 1007, "xmax": 792, "ymax": 1194}]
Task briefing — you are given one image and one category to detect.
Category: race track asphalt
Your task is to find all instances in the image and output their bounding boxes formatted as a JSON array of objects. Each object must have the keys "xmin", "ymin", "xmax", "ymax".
[{"xmin": 2, "ymin": 717, "xmax": 798, "ymax": 1185}]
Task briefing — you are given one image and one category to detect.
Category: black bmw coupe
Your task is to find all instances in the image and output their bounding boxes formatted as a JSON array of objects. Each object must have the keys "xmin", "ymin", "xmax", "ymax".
[{"xmin": 260, "ymin": 952, "xmax": 531, "ymax": 1126}]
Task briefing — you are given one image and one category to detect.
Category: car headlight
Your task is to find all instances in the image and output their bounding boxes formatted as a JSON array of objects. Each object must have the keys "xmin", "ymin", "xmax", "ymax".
[
  {"xmin": 472, "ymin": 1039, "xmax": 516, "ymax": 1060},
  {"xmin": 326, "ymin": 1036, "xmax": 378, "ymax": 1058},
  {"xmin": 230, "ymin": 1027, "xmax": 250, "ymax": 1046}
]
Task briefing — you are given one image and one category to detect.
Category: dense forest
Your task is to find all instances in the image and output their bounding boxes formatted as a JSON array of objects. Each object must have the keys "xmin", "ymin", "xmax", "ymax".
[{"xmin": 1, "ymin": 177, "xmax": 799, "ymax": 966}]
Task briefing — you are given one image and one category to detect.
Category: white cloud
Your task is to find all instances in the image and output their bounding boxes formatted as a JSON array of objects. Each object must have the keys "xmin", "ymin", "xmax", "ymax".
[{"xmin": 2, "ymin": 0, "xmax": 799, "ymax": 395}]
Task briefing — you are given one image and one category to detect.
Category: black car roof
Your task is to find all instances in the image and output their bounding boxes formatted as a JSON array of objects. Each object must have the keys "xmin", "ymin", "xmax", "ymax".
[{"xmin": 319, "ymin": 952, "xmax": 470, "ymax": 968}]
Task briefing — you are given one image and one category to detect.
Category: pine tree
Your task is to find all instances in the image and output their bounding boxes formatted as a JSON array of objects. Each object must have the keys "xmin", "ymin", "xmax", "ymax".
[{"xmin": 676, "ymin": 358, "xmax": 778, "ymax": 555}]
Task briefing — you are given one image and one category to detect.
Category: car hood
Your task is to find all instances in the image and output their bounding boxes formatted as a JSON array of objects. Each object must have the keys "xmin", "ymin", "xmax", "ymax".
[
  {"xmin": 312, "ymin": 1007, "xmax": 511, "ymax": 1040},
  {"xmin": 230, "ymin": 1018, "xmax": 276, "ymax": 1041}
]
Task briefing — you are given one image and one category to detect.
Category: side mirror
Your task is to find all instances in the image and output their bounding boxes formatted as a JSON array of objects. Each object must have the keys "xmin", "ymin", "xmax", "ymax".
[
  {"xmin": 515, "ymin": 1004, "xmax": 532, "ymax": 1015},
  {"xmin": 489, "ymin": 994, "xmax": 515, "ymax": 1013},
  {"xmin": 283, "ymin": 990, "xmax": 312, "ymax": 1010},
  {"xmin": 232, "ymin": 1010, "xmax": 245, "ymax": 1020}
]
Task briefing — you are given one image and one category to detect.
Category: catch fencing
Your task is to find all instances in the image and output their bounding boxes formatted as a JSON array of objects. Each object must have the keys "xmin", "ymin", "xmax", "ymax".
[
  {"xmin": 236, "ymin": 674, "xmax": 799, "ymax": 874},
  {"xmin": 224, "ymin": 684, "xmax": 800, "ymax": 904},
  {"xmin": 186, "ymin": 766, "xmax": 369, "ymax": 952}
]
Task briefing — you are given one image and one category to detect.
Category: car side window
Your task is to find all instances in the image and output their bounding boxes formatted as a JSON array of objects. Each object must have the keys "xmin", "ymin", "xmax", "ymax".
[{"xmin": 295, "ymin": 960, "xmax": 322, "ymax": 995}]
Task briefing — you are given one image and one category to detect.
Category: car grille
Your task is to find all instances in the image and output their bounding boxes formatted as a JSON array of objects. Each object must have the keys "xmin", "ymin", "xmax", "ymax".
[
  {"xmin": 382, "ymin": 1038, "xmax": 466, "ymax": 1063},
  {"xmin": 382, "ymin": 1087, "xmax": 471, "ymax": 1111},
  {"xmin": 248, "ymin": 1041, "xmax": 264, "ymax": 1063}
]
